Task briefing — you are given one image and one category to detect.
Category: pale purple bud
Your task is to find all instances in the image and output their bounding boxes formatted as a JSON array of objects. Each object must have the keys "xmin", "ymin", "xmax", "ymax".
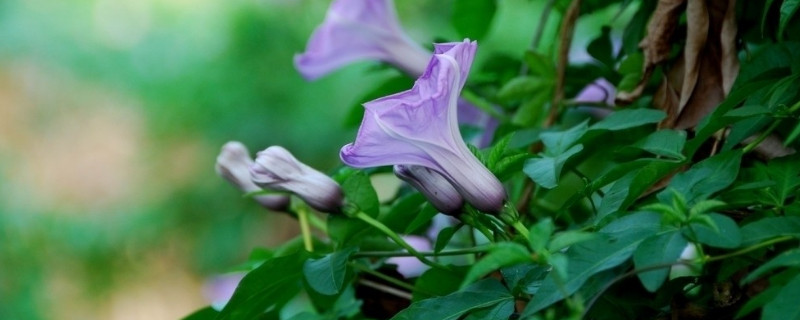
[
  {"xmin": 215, "ymin": 141, "xmax": 290, "ymax": 211},
  {"xmin": 394, "ymin": 165, "xmax": 463, "ymax": 215},
  {"xmin": 294, "ymin": 0, "xmax": 430, "ymax": 80},
  {"xmin": 340, "ymin": 40, "xmax": 506, "ymax": 213},
  {"xmin": 251, "ymin": 146, "xmax": 344, "ymax": 213}
]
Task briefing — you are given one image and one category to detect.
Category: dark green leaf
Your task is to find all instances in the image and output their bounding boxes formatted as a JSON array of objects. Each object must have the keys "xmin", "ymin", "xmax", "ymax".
[
  {"xmin": 743, "ymin": 248, "xmax": 800, "ymax": 284},
  {"xmin": 779, "ymin": 0, "xmax": 800, "ymax": 40},
  {"xmin": 512, "ymin": 89, "xmax": 550, "ymax": 126},
  {"xmin": 661, "ymin": 151, "xmax": 742, "ymax": 204},
  {"xmin": 589, "ymin": 109, "xmax": 666, "ymax": 131},
  {"xmin": 523, "ymin": 144, "xmax": 583, "ymax": 189},
  {"xmin": 434, "ymin": 226, "xmax": 460, "ymax": 253},
  {"xmin": 497, "ymin": 76, "xmax": 552, "ymax": 102},
  {"xmin": 762, "ymin": 0, "xmax": 778, "ymax": 37},
  {"xmin": 587, "ymin": 26, "xmax": 615, "ymax": 67},
  {"xmin": 451, "ymin": 0, "xmax": 497, "ymax": 41},
  {"xmin": 736, "ymin": 285, "xmax": 781, "ymax": 319},
  {"xmin": 182, "ymin": 307, "xmax": 219, "ymax": 320},
  {"xmin": 460, "ymin": 242, "xmax": 532, "ymax": 288},
  {"xmin": 540, "ymin": 120, "xmax": 589, "ymax": 154},
  {"xmin": 683, "ymin": 213, "xmax": 742, "ymax": 249},
  {"xmin": 341, "ymin": 170, "xmax": 380, "ymax": 217},
  {"xmin": 393, "ymin": 279, "xmax": 512, "ymax": 320},
  {"xmin": 547, "ymin": 231, "xmax": 599, "ymax": 252},
  {"xmin": 413, "ymin": 266, "xmax": 469, "ymax": 301},
  {"xmin": 596, "ymin": 161, "xmax": 682, "ymax": 220},
  {"xmin": 763, "ymin": 273, "xmax": 800, "ymax": 320},
  {"xmin": 740, "ymin": 216, "xmax": 800, "ymax": 246},
  {"xmin": 464, "ymin": 299, "xmax": 514, "ymax": 320},
  {"xmin": 523, "ymin": 50, "xmax": 556, "ymax": 79},
  {"xmin": 218, "ymin": 252, "xmax": 308, "ymax": 320},
  {"xmin": 528, "ymin": 218, "xmax": 554, "ymax": 253},
  {"xmin": 521, "ymin": 212, "xmax": 660, "ymax": 316},
  {"xmin": 633, "ymin": 229, "xmax": 688, "ymax": 292},
  {"xmin": 404, "ymin": 203, "xmax": 439, "ymax": 234},
  {"xmin": 303, "ymin": 247, "xmax": 357, "ymax": 295},
  {"xmin": 629, "ymin": 129, "xmax": 687, "ymax": 159}
]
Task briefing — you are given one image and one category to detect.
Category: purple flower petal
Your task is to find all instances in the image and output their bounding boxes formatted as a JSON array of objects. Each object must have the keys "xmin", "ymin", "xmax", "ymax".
[
  {"xmin": 215, "ymin": 141, "xmax": 290, "ymax": 211},
  {"xmin": 294, "ymin": 0, "xmax": 429, "ymax": 80},
  {"xmin": 573, "ymin": 78, "xmax": 616, "ymax": 106},
  {"xmin": 341, "ymin": 40, "xmax": 505, "ymax": 212}
]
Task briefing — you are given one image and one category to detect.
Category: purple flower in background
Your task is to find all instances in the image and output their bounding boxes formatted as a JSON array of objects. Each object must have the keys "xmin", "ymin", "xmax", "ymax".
[
  {"xmin": 394, "ymin": 165, "xmax": 464, "ymax": 215},
  {"xmin": 387, "ymin": 235, "xmax": 431, "ymax": 278},
  {"xmin": 573, "ymin": 78, "xmax": 616, "ymax": 106},
  {"xmin": 204, "ymin": 272, "xmax": 245, "ymax": 311},
  {"xmin": 340, "ymin": 40, "xmax": 506, "ymax": 213},
  {"xmin": 294, "ymin": 0, "xmax": 429, "ymax": 80},
  {"xmin": 251, "ymin": 146, "xmax": 344, "ymax": 213},
  {"xmin": 215, "ymin": 141, "xmax": 290, "ymax": 211}
]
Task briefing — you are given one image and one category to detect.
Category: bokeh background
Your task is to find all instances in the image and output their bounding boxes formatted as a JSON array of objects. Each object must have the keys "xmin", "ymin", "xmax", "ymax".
[{"xmin": 0, "ymin": 0, "xmax": 624, "ymax": 318}]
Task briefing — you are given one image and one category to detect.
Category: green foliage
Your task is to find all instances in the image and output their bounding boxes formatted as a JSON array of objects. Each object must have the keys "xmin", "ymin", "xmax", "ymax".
[
  {"xmin": 392, "ymin": 279, "xmax": 512, "ymax": 320},
  {"xmin": 451, "ymin": 0, "xmax": 497, "ymax": 41}
]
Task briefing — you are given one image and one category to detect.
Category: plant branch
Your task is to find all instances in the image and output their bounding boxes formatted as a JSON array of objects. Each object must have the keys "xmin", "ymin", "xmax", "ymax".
[
  {"xmin": 353, "ymin": 245, "xmax": 493, "ymax": 258},
  {"xmin": 355, "ymin": 211, "xmax": 449, "ymax": 270}
]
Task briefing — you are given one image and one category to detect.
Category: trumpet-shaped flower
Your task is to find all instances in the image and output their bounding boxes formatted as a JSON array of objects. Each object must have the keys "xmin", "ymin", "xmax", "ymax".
[
  {"xmin": 294, "ymin": 0, "xmax": 429, "ymax": 80},
  {"xmin": 394, "ymin": 165, "xmax": 463, "ymax": 215},
  {"xmin": 340, "ymin": 40, "xmax": 506, "ymax": 213},
  {"xmin": 251, "ymin": 146, "xmax": 344, "ymax": 213},
  {"xmin": 215, "ymin": 141, "xmax": 290, "ymax": 211}
]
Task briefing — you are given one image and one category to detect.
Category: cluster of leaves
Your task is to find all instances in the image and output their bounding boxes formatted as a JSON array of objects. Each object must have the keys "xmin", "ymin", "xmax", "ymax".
[{"xmin": 188, "ymin": 0, "xmax": 800, "ymax": 319}]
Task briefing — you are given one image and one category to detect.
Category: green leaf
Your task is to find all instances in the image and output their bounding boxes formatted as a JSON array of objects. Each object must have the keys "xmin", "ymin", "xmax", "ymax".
[
  {"xmin": 779, "ymin": 0, "xmax": 800, "ymax": 40},
  {"xmin": 540, "ymin": 120, "xmax": 589, "ymax": 154},
  {"xmin": 343, "ymin": 76, "xmax": 414, "ymax": 128},
  {"xmin": 451, "ymin": 0, "xmax": 497, "ymax": 41},
  {"xmin": 181, "ymin": 307, "xmax": 219, "ymax": 320},
  {"xmin": 461, "ymin": 242, "xmax": 532, "ymax": 288},
  {"xmin": 434, "ymin": 225, "xmax": 461, "ymax": 253},
  {"xmin": 486, "ymin": 134, "xmax": 512, "ymax": 170},
  {"xmin": 596, "ymin": 161, "xmax": 682, "ymax": 220},
  {"xmin": 763, "ymin": 273, "xmax": 800, "ymax": 320},
  {"xmin": 743, "ymin": 248, "xmax": 800, "ymax": 284},
  {"xmin": 762, "ymin": 154, "xmax": 800, "ymax": 206},
  {"xmin": 327, "ymin": 214, "xmax": 374, "ymax": 247},
  {"xmin": 740, "ymin": 216, "xmax": 800, "ymax": 246},
  {"xmin": 497, "ymin": 76, "xmax": 552, "ymax": 102},
  {"xmin": 523, "ymin": 144, "xmax": 583, "ymax": 189},
  {"xmin": 381, "ymin": 193, "xmax": 426, "ymax": 233},
  {"xmin": 528, "ymin": 218, "xmax": 554, "ymax": 253},
  {"xmin": 736, "ymin": 285, "xmax": 781, "ymax": 319},
  {"xmin": 683, "ymin": 213, "xmax": 742, "ymax": 249},
  {"xmin": 633, "ymin": 230, "xmax": 688, "ymax": 292},
  {"xmin": 392, "ymin": 279, "xmax": 512, "ymax": 320},
  {"xmin": 218, "ymin": 252, "xmax": 308, "ymax": 320},
  {"xmin": 303, "ymin": 247, "xmax": 357, "ymax": 295},
  {"xmin": 404, "ymin": 203, "xmax": 439, "ymax": 234},
  {"xmin": 512, "ymin": 89, "xmax": 550, "ymax": 126},
  {"xmin": 630, "ymin": 130, "xmax": 687, "ymax": 159},
  {"xmin": 587, "ymin": 26, "xmax": 615, "ymax": 68},
  {"xmin": 661, "ymin": 151, "xmax": 742, "ymax": 204},
  {"xmin": 413, "ymin": 266, "xmax": 469, "ymax": 301},
  {"xmin": 521, "ymin": 212, "xmax": 661, "ymax": 316},
  {"xmin": 524, "ymin": 50, "xmax": 556, "ymax": 79},
  {"xmin": 341, "ymin": 170, "xmax": 380, "ymax": 217},
  {"xmin": 547, "ymin": 231, "xmax": 599, "ymax": 252},
  {"xmin": 464, "ymin": 299, "xmax": 514, "ymax": 320},
  {"xmin": 589, "ymin": 109, "xmax": 666, "ymax": 131}
]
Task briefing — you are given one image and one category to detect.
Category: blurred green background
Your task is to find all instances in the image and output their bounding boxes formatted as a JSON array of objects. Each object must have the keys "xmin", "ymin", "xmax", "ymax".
[{"xmin": 0, "ymin": 0, "xmax": 620, "ymax": 318}]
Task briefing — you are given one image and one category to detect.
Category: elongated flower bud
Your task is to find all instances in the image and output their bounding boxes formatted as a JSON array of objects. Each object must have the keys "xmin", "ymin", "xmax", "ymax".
[
  {"xmin": 215, "ymin": 142, "xmax": 290, "ymax": 211},
  {"xmin": 251, "ymin": 146, "xmax": 344, "ymax": 213},
  {"xmin": 394, "ymin": 165, "xmax": 463, "ymax": 215}
]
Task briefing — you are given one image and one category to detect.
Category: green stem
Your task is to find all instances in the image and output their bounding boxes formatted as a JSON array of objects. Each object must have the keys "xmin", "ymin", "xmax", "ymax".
[
  {"xmin": 307, "ymin": 213, "xmax": 327, "ymax": 233},
  {"xmin": 296, "ymin": 205, "xmax": 314, "ymax": 252},
  {"xmin": 742, "ymin": 100, "xmax": 800, "ymax": 153},
  {"xmin": 353, "ymin": 246, "xmax": 493, "ymax": 258},
  {"xmin": 355, "ymin": 212, "xmax": 449, "ymax": 270},
  {"xmin": 706, "ymin": 235, "xmax": 795, "ymax": 262},
  {"xmin": 349, "ymin": 262, "xmax": 418, "ymax": 293}
]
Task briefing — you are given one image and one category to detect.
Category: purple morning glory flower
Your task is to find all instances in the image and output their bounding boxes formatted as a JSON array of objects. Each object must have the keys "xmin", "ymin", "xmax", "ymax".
[
  {"xmin": 215, "ymin": 141, "xmax": 290, "ymax": 211},
  {"xmin": 340, "ymin": 40, "xmax": 506, "ymax": 213},
  {"xmin": 394, "ymin": 164, "xmax": 464, "ymax": 215},
  {"xmin": 573, "ymin": 78, "xmax": 616, "ymax": 106},
  {"xmin": 251, "ymin": 146, "xmax": 344, "ymax": 213},
  {"xmin": 294, "ymin": 0, "xmax": 429, "ymax": 80}
]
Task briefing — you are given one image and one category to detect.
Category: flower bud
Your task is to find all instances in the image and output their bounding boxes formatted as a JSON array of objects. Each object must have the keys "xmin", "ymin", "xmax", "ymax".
[
  {"xmin": 215, "ymin": 141, "xmax": 290, "ymax": 211},
  {"xmin": 251, "ymin": 146, "xmax": 344, "ymax": 213},
  {"xmin": 394, "ymin": 165, "xmax": 463, "ymax": 215}
]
